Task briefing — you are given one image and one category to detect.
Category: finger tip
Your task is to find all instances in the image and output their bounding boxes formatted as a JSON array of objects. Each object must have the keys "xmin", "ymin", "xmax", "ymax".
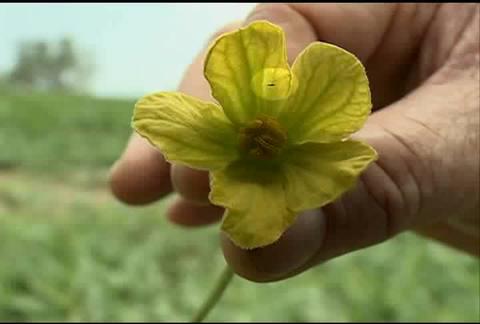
[
  {"xmin": 167, "ymin": 197, "xmax": 224, "ymax": 227},
  {"xmin": 109, "ymin": 140, "xmax": 173, "ymax": 206},
  {"xmin": 221, "ymin": 210, "xmax": 326, "ymax": 283},
  {"xmin": 171, "ymin": 164, "xmax": 211, "ymax": 205}
]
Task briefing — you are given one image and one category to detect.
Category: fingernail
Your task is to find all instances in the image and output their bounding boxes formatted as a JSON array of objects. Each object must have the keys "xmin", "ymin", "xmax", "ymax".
[{"xmin": 221, "ymin": 209, "xmax": 326, "ymax": 282}]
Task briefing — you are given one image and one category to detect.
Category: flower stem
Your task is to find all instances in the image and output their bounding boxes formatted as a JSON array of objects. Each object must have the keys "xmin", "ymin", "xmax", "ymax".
[{"xmin": 191, "ymin": 264, "xmax": 235, "ymax": 322}]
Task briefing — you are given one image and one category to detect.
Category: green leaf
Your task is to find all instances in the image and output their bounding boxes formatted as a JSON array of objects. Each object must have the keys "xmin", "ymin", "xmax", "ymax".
[
  {"xmin": 204, "ymin": 20, "xmax": 296, "ymax": 126},
  {"xmin": 283, "ymin": 140, "xmax": 378, "ymax": 212},
  {"xmin": 209, "ymin": 161, "xmax": 296, "ymax": 249},
  {"xmin": 133, "ymin": 91, "xmax": 238, "ymax": 171},
  {"xmin": 279, "ymin": 42, "xmax": 372, "ymax": 144}
]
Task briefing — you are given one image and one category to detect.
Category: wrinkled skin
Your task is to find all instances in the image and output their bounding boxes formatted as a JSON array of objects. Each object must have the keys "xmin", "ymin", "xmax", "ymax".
[{"xmin": 110, "ymin": 3, "xmax": 479, "ymax": 282}]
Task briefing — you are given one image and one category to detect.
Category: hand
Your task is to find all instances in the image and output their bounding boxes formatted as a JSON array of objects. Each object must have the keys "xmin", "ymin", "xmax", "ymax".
[{"xmin": 110, "ymin": 3, "xmax": 479, "ymax": 282}]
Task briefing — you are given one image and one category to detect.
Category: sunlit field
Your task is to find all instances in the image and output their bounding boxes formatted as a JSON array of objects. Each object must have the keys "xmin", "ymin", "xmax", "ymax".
[{"xmin": 0, "ymin": 90, "xmax": 478, "ymax": 322}]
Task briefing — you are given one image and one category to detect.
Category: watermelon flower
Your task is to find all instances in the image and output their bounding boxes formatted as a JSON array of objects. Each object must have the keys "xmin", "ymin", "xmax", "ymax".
[{"xmin": 132, "ymin": 20, "xmax": 377, "ymax": 250}]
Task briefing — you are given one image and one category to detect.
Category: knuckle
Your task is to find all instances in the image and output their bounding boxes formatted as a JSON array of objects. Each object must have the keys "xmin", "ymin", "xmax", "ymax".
[
  {"xmin": 246, "ymin": 3, "xmax": 295, "ymax": 24},
  {"xmin": 207, "ymin": 21, "xmax": 242, "ymax": 44}
]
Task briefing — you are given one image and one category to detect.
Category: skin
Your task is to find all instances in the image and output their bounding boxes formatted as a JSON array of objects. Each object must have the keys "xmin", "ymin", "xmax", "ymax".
[{"xmin": 110, "ymin": 3, "xmax": 479, "ymax": 282}]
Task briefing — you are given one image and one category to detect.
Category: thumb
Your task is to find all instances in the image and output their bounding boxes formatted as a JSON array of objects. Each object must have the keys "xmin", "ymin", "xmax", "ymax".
[
  {"xmin": 243, "ymin": 4, "xmax": 317, "ymax": 62},
  {"xmin": 222, "ymin": 69, "xmax": 479, "ymax": 282}
]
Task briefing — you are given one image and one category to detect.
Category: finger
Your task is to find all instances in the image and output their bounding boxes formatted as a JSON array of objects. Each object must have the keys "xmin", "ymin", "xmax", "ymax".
[
  {"xmin": 109, "ymin": 21, "xmax": 241, "ymax": 206},
  {"xmin": 167, "ymin": 197, "xmax": 224, "ymax": 227},
  {"xmin": 178, "ymin": 21, "xmax": 244, "ymax": 101},
  {"xmin": 290, "ymin": 3, "xmax": 440, "ymax": 109},
  {"xmin": 245, "ymin": 3, "xmax": 317, "ymax": 62},
  {"xmin": 164, "ymin": 22, "xmax": 243, "ymax": 214},
  {"xmin": 171, "ymin": 164, "xmax": 210, "ymax": 205},
  {"xmin": 110, "ymin": 133, "xmax": 172, "ymax": 205},
  {"xmin": 290, "ymin": 3, "xmax": 396, "ymax": 63},
  {"xmin": 415, "ymin": 219, "xmax": 480, "ymax": 257},
  {"xmin": 221, "ymin": 210, "xmax": 325, "ymax": 283}
]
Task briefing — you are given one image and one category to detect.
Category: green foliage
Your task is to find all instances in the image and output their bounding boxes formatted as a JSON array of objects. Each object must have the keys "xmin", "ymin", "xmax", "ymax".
[
  {"xmin": 0, "ymin": 91, "xmax": 478, "ymax": 322},
  {"xmin": 0, "ymin": 92, "xmax": 133, "ymax": 173}
]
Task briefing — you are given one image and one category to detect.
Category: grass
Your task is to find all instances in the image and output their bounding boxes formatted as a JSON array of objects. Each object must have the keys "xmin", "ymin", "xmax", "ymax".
[
  {"xmin": 0, "ymin": 89, "xmax": 134, "ymax": 172},
  {"xmin": 0, "ymin": 91, "xmax": 479, "ymax": 322}
]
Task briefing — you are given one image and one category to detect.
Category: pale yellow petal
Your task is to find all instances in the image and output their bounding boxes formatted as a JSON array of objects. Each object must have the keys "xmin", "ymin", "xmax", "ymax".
[
  {"xmin": 280, "ymin": 42, "xmax": 372, "ymax": 144},
  {"xmin": 133, "ymin": 91, "xmax": 238, "ymax": 171},
  {"xmin": 209, "ymin": 161, "xmax": 296, "ymax": 249},
  {"xmin": 284, "ymin": 140, "xmax": 378, "ymax": 212},
  {"xmin": 204, "ymin": 20, "xmax": 296, "ymax": 125}
]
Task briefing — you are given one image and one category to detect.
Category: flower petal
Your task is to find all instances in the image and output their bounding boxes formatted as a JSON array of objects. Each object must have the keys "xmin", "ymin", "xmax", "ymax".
[
  {"xmin": 284, "ymin": 140, "xmax": 377, "ymax": 212},
  {"xmin": 133, "ymin": 91, "xmax": 238, "ymax": 171},
  {"xmin": 279, "ymin": 42, "xmax": 372, "ymax": 144},
  {"xmin": 204, "ymin": 20, "xmax": 296, "ymax": 126},
  {"xmin": 209, "ymin": 161, "xmax": 296, "ymax": 249}
]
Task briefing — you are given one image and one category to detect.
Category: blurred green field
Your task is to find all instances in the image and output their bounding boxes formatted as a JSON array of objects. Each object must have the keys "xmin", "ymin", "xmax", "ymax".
[{"xmin": 0, "ymin": 90, "xmax": 479, "ymax": 322}]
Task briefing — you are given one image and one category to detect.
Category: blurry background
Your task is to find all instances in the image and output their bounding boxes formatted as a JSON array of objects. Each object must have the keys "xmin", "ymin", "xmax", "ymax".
[{"xmin": 0, "ymin": 3, "xmax": 478, "ymax": 322}]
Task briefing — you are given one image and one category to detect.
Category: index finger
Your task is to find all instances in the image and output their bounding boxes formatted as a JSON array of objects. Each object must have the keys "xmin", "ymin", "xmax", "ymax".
[
  {"xmin": 109, "ymin": 22, "xmax": 242, "ymax": 208},
  {"xmin": 110, "ymin": 132, "xmax": 172, "ymax": 205}
]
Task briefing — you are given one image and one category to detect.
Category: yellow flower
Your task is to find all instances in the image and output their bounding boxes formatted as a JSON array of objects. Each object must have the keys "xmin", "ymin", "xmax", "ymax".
[{"xmin": 132, "ymin": 20, "xmax": 378, "ymax": 249}]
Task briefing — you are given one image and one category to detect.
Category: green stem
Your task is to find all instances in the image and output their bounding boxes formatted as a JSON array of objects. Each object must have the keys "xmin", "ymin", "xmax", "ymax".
[{"xmin": 191, "ymin": 264, "xmax": 235, "ymax": 322}]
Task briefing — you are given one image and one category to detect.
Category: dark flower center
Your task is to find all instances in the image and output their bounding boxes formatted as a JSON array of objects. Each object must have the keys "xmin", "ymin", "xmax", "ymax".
[{"xmin": 238, "ymin": 116, "xmax": 287, "ymax": 160}]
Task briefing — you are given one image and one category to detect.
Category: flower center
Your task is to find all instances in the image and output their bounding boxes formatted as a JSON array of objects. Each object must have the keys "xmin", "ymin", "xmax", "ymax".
[{"xmin": 238, "ymin": 116, "xmax": 287, "ymax": 160}]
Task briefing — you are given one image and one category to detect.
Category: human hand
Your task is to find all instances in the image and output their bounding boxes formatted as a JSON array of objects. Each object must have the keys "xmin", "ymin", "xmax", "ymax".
[{"xmin": 110, "ymin": 3, "xmax": 479, "ymax": 282}]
